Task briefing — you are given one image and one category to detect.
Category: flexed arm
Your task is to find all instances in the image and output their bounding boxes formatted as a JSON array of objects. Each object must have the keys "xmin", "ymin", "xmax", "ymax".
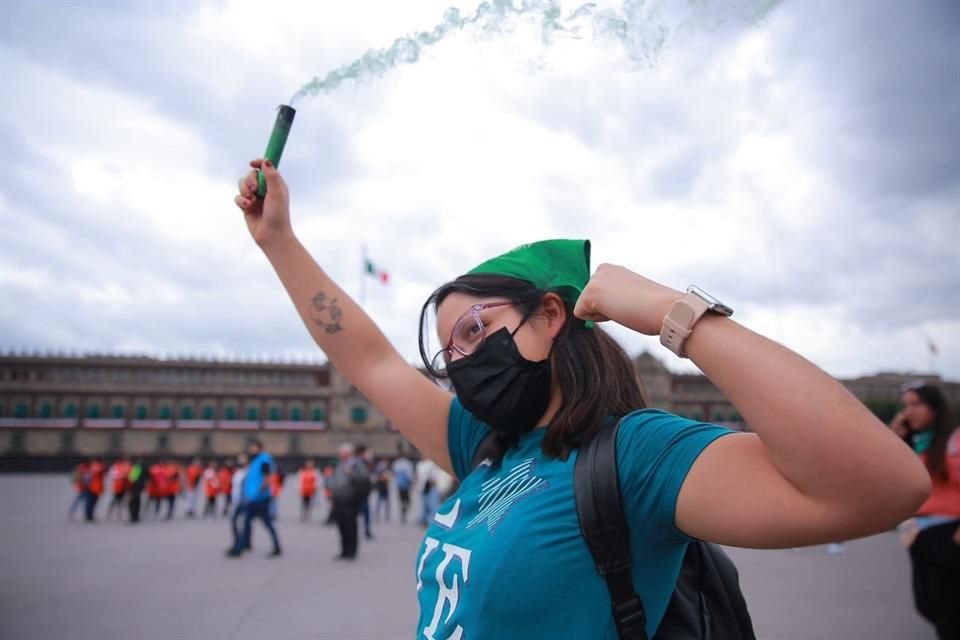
[
  {"xmin": 575, "ymin": 264, "xmax": 931, "ymax": 548},
  {"xmin": 235, "ymin": 160, "xmax": 454, "ymax": 473}
]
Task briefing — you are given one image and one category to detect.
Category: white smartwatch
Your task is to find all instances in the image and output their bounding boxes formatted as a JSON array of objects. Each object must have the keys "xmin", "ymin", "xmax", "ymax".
[{"xmin": 659, "ymin": 285, "xmax": 733, "ymax": 357}]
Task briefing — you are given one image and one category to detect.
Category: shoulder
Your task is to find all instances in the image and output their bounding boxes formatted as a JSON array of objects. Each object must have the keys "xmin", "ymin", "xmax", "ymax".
[
  {"xmin": 614, "ymin": 409, "xmax": 734, "ymax": 542},
  {"xmin": 615, "ymin": 408, "xmax": 733, "ymax": 460},
  {"xmin": 616, "ymin": 408, "xmax": 712, "ymax": 444}
]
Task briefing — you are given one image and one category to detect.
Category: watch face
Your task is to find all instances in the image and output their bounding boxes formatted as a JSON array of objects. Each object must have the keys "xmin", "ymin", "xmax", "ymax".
[{"xmin": 686, "ymin": 285, "xmax": 734, "ymax": 317}]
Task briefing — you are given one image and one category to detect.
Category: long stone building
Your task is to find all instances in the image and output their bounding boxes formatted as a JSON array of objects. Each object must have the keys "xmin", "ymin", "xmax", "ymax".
[{"xmin": 1, "ymin": 351, "xmax": 957, "ymax": 470}]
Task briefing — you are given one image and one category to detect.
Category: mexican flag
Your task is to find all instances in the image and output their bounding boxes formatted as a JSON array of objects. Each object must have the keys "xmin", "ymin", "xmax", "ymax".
[{"xmin": 364, "ymin": 258, "xmax": 390, "ymax": 284}]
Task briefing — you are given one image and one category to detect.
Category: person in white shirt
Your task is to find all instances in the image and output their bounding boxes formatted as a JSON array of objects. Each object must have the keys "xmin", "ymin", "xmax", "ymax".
[{"xmin": 229, "ymin": 454, "xmax": 249, "ymax": 551}]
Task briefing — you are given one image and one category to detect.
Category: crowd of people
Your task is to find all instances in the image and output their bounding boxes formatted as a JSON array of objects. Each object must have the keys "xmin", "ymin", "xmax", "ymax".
[
  {"xmin": 67, "ymin": 441, "xmax": 453, "ymax": 560},
  {"xmin": 70, "ymin": 455, "xmax": 242, "ymax": 524}
]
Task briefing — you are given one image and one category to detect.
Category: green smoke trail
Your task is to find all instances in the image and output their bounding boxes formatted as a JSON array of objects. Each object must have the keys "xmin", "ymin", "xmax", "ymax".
[{"xmin": 290, "ymin": 0, "xmax": 782, "ymax": 104}]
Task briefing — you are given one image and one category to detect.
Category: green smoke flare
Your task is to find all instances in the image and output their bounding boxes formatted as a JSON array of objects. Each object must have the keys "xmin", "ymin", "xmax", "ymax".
[{"xmin": 290, "ymin": 0, "xmax": 782, "ymax": 104}]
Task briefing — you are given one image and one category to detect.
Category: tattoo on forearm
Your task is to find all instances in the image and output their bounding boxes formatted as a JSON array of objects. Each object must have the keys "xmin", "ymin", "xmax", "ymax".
[{"xmin": 310, "ymin": 292, "xmax": 343, "ymax": 334}]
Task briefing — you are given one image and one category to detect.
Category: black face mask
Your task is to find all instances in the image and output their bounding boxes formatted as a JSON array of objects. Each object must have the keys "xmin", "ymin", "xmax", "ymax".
[{"xmin": 447, "ymin": 325, "xmax": 552, "ymax": 439}]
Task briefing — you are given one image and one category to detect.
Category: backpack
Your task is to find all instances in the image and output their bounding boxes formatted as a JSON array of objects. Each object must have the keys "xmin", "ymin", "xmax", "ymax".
[
  {"xmin": 331, "ymin": 459, "xmax": 372, "ymax": 502},
  {"xmin": 349, "ymin": 459, "xmax": 373, "ymax": 501},
  {"xmin": 472, "ymin": 418, "xmax": 755, "ymax": 640}
]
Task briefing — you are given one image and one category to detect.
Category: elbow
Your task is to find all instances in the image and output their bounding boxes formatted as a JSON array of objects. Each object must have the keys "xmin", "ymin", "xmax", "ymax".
[{"xmin": 891, "ymin": 458, "xmax": 932, "ymax": 521}]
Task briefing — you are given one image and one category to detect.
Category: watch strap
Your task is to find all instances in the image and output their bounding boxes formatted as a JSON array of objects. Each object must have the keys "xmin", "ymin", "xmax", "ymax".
[{"xmin": 660, "ymin": 293, "xmax": 710, "ymax": 357}]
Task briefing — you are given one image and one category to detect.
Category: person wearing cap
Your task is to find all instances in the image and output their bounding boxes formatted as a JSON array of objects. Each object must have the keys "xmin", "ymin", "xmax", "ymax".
[{"xmin": 235, "ymin": 160, "xmax": 930, "ymax": 638}]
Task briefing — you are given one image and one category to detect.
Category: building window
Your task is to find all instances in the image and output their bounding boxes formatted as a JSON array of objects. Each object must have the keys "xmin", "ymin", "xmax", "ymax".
[
  {"xmin": 40, "ymin": 403, "xmax": 53, "ymax": 418},
  {"xmin": 202, "ymin": 406, "xmax": 215, "ymax": 420},
  {"xmin": 351, "ymin": 407, "xmax": 367, "ymax": 424},
  {"xmin": 64, "ymin": 404, "xmax": 78, "ymax": 418},
  {"xmin": 159, "ymin": 406, "xmax": 172, "ymax": 420},
  {"xmin": 290, "ymin": 407, "xmax": 303, "ymax": 422},
  {"xmin": 112, "ymin": 405, "xmax": 125, "ymax": 419},
  {"xmin": 224, "ymin": 406, "xmax": 237, "ymax": 420},
  {"xmin": 180, "ymin": 406, "xmax": 193, "ymax": 420},
  {"xmin": 246, "ymin": 407, "xmax": 259, "ymax": 421},
  {"xmin": 311, "ymin": 408, "xmax": 325, "ymax": 422},
  {"xmin": 14, "ymin": 403, "xmax": 28, "ymax": 418},
  {"xmin": 86, "ymin": 404, "xmax": 101, "ymax": 419},
  {"xmin": 268, "ymin": 407, "xmax": 281, "ymax": 421},
  {"xmin": 135, "ymin": 405, "xmax": 148, "ymax": 420}
]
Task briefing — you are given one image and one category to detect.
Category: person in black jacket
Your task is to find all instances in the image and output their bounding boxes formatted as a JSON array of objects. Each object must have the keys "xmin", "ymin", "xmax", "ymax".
[{"xmin": 127, "ymin": 457, "xmax": 147, "ymax": 524}]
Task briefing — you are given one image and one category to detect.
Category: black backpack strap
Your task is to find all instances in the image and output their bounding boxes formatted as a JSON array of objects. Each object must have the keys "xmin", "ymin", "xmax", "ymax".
[
  {"xmin": 469, "ymin": 430, "xmax": 500, "ymax": 474},
  {"xmin": 575, "ymin": 418, "xmax": 649, "ymax": 640},
  {"xmin": 469, "ymin": 429, "xmax": 516, "ymax": 475}
]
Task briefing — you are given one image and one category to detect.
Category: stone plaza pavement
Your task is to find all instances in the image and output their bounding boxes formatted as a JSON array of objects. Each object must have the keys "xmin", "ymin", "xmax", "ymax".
[{"xmin": 0, "ymin": 474, "xmax": 937, "ymax": 640}]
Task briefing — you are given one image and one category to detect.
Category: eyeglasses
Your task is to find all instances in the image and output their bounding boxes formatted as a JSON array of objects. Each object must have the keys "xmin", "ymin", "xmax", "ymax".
[{"xmin": 430, "ymin": 301, "xmax": 515, "ymax": 376}]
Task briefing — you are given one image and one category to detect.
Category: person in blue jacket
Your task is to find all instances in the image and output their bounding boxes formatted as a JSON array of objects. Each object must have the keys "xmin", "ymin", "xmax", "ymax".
[
  {"xmin": 227, "ymin": 439, "xmax": 282, "ymax": 558},
  {"xmin": 233, "ymin": 159, "xmax": 929, "ymax": 638}
]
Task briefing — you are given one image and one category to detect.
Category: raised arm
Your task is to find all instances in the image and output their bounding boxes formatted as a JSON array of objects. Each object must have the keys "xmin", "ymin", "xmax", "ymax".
[
  {"xmin": 574, "ymin": 264, "xmax": 931, "ymax": 548},
  {"xmin": 235, "ymin": 160, "xmax": 454, "ymax": 473}
]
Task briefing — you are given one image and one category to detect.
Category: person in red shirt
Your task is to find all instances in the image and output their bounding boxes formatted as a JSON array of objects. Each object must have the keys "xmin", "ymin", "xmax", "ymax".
[
  {"xmin": 184, "ymin": 457, "xmax": 203, "ymax": 518},
  {"xmin": 84, "ymin": 458, "xmax": 106, "ymax": 522},
  {"xmin": 202, "ymin": 461, "xmax": 220, "ymax": 518},
  {"xmin": 298, "ymin": 460, "xmax": 319, "ymax": 522},
  {"xmin": 147, "ymin": 461, "xmax": 164, "ymax": 519},
  {"xmin": 218, "ymin": 461, "xmax": 234, "ymax": 517},
  {"xmin": 106, "ymin": 457, "xmax": 131, "ymax": 520},
  {"xmin": 891, "ymin": 382, "xmax": 960, "ymax": 640},
  {"xmin": 269, "ymin": 469, "xmax": 285, "ymax": 521},
  {"xmin": 162, "ymin": 460, "xmax": 182, "ymax": 520}
]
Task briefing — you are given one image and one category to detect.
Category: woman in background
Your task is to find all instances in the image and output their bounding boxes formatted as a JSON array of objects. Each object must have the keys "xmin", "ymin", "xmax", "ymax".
[{"xmin": 891, "ymin": 382, "xmax": 960, "ymax": 640}]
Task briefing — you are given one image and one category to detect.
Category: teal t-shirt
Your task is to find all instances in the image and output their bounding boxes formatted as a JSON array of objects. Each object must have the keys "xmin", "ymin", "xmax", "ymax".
[{"xmin": 413, "ymin": 398, "xmax": 733, "ymax": 639}]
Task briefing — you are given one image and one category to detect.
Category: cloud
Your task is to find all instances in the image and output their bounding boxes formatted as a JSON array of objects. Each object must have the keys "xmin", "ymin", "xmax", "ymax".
[{"xmin": 0, "ymin": 0, "xmax": 958, "ymax": 382}]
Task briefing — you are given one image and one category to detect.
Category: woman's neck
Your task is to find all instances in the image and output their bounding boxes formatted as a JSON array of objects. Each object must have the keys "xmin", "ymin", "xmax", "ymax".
[{"xmin": 534, "ymin": 385, "xmax": 563, "ymax": 429}]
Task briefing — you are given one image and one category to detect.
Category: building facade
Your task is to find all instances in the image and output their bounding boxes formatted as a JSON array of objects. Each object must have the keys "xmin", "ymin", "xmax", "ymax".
[
  {"xmin": 633, "ymin": 351, "xmax": 960, "ymax": 428},
  {"xmin": 1, "ymin": 351, "xmax": 957, "ymax": 470},
  {"xmin": 0, "ymin": 353, "xmax": 409, "ymax": 470}
]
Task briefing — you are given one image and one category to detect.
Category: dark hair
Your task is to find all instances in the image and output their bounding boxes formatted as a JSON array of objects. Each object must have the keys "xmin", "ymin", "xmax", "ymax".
[
  {"xmin": 904, "ymin": 384, "xmax": 957, "ymax": 481},
  {"xmin": 418, "ymin": 275, "xmax": 647, "ymax": 460}
]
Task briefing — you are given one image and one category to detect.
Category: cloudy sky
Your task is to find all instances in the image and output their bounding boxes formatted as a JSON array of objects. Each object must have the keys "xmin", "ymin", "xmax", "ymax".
[{"xmin": 1, "ymin": 0, "xmax": 957, "ymax": 381}]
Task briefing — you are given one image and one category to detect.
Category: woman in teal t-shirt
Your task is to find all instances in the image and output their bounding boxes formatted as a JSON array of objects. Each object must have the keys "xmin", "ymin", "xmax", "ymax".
[{"xmin": 234, "ymin": 160, "xmax": 930, "ymax": 638}]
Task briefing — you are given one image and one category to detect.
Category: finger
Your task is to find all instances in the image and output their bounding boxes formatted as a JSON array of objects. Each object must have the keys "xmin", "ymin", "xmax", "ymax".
[
  {"xmin": 573, "ymin": 298, "xmax": 606, "ymax": 322},
  {"xmin": 245, "ymin": 171, "xmax": 259, "ymax": 196},
  {"xmin": 234, "ymin": 194, "xmax": 253, "ymax": 211},
  {"xmin": 261, "ymin": 159, "xmax": 287, "ymax": 196},
  {"xmin": 237, "ymin": 173, "xmax": 258, "ymax": 199},
  {"xmin": 577, "ymin": 311, "xmax": 610, "ymax": 323},
  {"xmin": 249, "ymin": 158, "xmax": 264, "ymax": 168}
]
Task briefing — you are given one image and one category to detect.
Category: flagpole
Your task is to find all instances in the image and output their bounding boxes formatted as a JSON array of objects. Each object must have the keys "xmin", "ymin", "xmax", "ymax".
[{"xmin": 360, "ymin": 244, "xmax": 367, "ymax": 307}]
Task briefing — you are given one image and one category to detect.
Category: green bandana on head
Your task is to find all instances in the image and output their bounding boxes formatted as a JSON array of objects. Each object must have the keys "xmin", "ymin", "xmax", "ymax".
[{"xmin": 467, "ymin": 239, "xmax": 593, "ymax": 325}]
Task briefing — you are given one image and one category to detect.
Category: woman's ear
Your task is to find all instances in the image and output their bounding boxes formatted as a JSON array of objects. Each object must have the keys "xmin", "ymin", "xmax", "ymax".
[{"xmin": 540, "ymin": 293, "xmax": 567, "ymax": 339}]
